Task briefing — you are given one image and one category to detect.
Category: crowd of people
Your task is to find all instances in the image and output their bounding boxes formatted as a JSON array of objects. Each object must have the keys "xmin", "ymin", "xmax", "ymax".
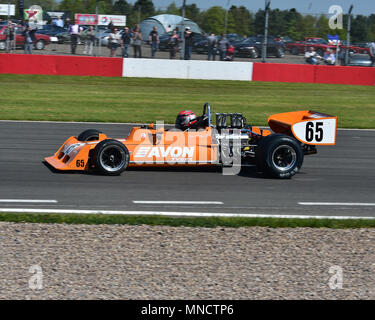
[
  {"xmin": 2, "ymin": 17, "xmax": 375, "ymax": 65},
  {"xmin": 103, "ymin": 24, "xmax": 236, "ymax": 61},
  {"xmin": 304, "ymin": 42, "xmax": 375, "ymax": 66},
  {"xmin": 3, "ymin": 20, "xmax": 38, "ymax": 54}
]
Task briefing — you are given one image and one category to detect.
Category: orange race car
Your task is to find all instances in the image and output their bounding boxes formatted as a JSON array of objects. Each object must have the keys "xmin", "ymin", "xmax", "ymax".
[{"xmin": 45, "ymin": 103, "xmax": 337, "ymax": 179}]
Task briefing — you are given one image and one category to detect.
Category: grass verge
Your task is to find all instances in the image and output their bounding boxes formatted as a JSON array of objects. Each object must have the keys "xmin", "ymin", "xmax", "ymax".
[
  {"xmin": 1, "ymin": 212, "xmax": 375, "ymax": 229},
  {"xmin": 1, "ymin": 74, "xmax": 375, "ymax": 128}
]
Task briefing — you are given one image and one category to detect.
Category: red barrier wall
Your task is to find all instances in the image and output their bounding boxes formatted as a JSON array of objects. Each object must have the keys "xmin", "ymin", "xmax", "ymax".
[
  {"xmin": 252, "ymin": 63, "xmax": 316, "ymax": 83},
  {"xmin": 0, "ymin": 54, "xmax": 123, "ymax": 77},
  {"xmin": 253, "ymin": 62, "xmax": 375, "ymax": 86},
  {"xmin": 314, "ymin": 65, "xmax": 375, "ymax": 86}
]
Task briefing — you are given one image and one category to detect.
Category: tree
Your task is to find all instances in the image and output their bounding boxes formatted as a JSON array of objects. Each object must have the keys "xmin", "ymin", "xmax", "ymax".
[
  {"xmin": 58, "ymin": 0, "xmax": 86, "ymax": 17},
  {"xmin": 133, "ymin": 0, "xmax": 154, "ymax": 20},
  {"xmin": 228, "ymin": 5, "xmax": 253, "ymax": 37},
  {"xmin": 166, "ymin": 2, "xmax": 180, "ymax": 15},
  {"xmin": 112, "ymin": 0, "xmax": 132, "ymax": 16},
  {"xmin": 351, "ymin": 14, "xmax": 369, "ymax": 42},
  {"xmin": 24, "ymin": 0, "xmax": 58, "ymax": 11},
  {"xmin": 199, "ymin": 5, "xmax": 236, "ymax": 35},
  {"xmin": 283, "ymin": 8, "xmax": 303, "ymax": 40},
  {"xmin": 185, "ymin": 3, "xmax": 200, "ymax": 22}
]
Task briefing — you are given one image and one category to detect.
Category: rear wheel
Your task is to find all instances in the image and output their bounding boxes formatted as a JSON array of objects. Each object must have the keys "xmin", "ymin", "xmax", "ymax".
[
  {"xmin": 255, "ymin": 134, "xmax": 304, "ymax": 179},
  {"xmin": 77, "ymin": 129, "xmax": 102, "ymax": 142},
  {"xmin": 93, "ymin": 139, "xmax": 129, "ymax": 176}
]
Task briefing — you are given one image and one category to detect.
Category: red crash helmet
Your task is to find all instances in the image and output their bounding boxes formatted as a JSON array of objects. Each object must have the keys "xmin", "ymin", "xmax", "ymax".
[{"xmin": 175, "ymin": 110, "xmax": 198, "ymax": 130}]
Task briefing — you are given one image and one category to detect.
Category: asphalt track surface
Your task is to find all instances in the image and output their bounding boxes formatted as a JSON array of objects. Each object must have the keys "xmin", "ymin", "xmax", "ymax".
[{"xmin": 0, "ymin": 121, "xmax": 374, "ymax": 218}]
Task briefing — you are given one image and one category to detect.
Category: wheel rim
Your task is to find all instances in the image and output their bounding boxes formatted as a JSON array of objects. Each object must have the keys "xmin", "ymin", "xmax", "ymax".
[
  {"xmin": 99, "ymin": 145, "xmax": 126, "ymax": 172},
  {"xmin": 36, "ymin": 41, "xmax": 43, "ymax": 50},
  {"xmin": 271, "ymin": 145, "xmax": 297, "ymax": 172}
]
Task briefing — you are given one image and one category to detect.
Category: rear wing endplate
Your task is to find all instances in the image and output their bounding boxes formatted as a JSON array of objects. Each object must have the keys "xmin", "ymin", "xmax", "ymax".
[{"xmin": 268, "ymin": 110, "xmax": 337, "ymax": 145}]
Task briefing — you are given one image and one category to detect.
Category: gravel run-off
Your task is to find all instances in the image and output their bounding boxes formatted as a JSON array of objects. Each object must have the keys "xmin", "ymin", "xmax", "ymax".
[{"xmin": 0, "ymin": 222, "xmax": 374, "ymax": 299}]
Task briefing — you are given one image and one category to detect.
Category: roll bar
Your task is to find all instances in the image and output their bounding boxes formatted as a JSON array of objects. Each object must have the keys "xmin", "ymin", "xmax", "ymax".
[{"xmin": 203, "ymin": 102, "xmax": 212, "ymax": 127}]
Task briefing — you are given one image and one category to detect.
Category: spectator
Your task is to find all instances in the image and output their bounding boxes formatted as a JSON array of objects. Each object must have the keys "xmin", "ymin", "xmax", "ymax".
[
  {"xmin": 68, "ymin": 21, "xmax": 83, "ymax": 54},
  {"xmin": 168, "ymin": 29, "xmax": 180, "ymax": 59},
  {"xmin": 65, "ymin": 18, "xmax": 71, "ymax": 29},
  {"xmin": 132, "ymin": 25, "xmax": 143, "ymax": 58},
  {"xmin": 83, "ymin": 25, "xmax": 95, "ymax": 55},
  {"xmin": 55, "ymin": 16, "xmax": 64, "ymax": 28},
  {"xmin": 218, "ymin": 33, "xmax": 229, "ymax": 61},
  {"xmin": 149, "ymin": 26, "xmax": 159, "ymax": 58},
  {"xmin": 5, "ymin": 20, "xmax": 15, "ymax": 53},
  {"xmin": 121, "ymin": 26, "xmax": 132, "ymax": 58},
  {"xmin": 23, "ymin": 25, "xmax": 36, "ymax": 54},
  {"xmin": 324, "ymin": 48, "xmax": 336, "ymax": 65},
  {"xmin": 166, "ymin": 25, "xmax": 171, "ymax": 33},
  {"xmin": 184, "ymin": 27, "xmax": 193, "ymax": 60},
  {"xmin": 108, "ymin": 28, "xmax": 121, "ymax": 57},
  {"xmin": 369, "ymin": 40, "xmax": 375, "ymax": 67},
  {"xmin": 108, "ymin": 19, "xmax": 114, "ymax": 31},
  {"xmin": 304, "ymin": 47, "xmax": 321, "ymax": 65},
  {"xmin": 207, "ymin": 33, "xmax": 217, "ymax": 61}
]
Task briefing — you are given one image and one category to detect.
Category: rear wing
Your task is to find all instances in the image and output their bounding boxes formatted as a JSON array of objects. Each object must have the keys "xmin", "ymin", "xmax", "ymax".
[{"xmin": 268, "ymin": 110, "xmax": 337, "ymax": 145}]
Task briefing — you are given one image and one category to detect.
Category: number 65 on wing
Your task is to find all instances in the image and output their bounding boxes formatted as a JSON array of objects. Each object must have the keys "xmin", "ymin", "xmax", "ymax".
[{"xmin": 268, "ymin": 111, "xmax": 337, "ymax": 146}]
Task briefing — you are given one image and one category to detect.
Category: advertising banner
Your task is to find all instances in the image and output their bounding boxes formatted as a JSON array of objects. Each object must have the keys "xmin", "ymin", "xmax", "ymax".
[
  {"xmin": 0, "ymin": 4, "xmax": 15, "ymax": 16},
  {"xmin": 98, "ymin": 15, "xmax": 126, "ymax": 26},
  {"xmin": 24, "ymin": 5, "xmax": 43, "ymax": 22},
  {"xmin": 75, "ymin": 13, "xmax": 98, "ymax": 25}
]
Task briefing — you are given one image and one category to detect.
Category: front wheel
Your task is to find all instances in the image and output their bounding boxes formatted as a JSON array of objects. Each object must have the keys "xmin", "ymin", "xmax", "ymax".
[
  {"xmin": 35, "ymin": 40, "xmax": 45, "ymax": 50},
  {"xmin": 275, "ymin": 47, "xmax": 285, "ymax": 58},
  {"xmin": 93, "ymin": 139, "xmax": 129, "ymax": 176},
  {"xmin": 255, "ymin": 134, "xmax": 304, "ymax": 179}
]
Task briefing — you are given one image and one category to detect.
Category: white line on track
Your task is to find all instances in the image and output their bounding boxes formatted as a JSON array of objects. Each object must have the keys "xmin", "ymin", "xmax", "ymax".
[
  {"xmin": 0, "ymin": 208, "xmax": 374, "ymax": 220},
  {"xmin": 133, "ymin": 201, "xmax": 224, "ymax": 205},
  {"xmin": 299, "ymin": 202, "xmax": 375, "ymax": 206},
  {"xmin": 0, "ymin": 199, "xmax": 57, "ymax": 203}
]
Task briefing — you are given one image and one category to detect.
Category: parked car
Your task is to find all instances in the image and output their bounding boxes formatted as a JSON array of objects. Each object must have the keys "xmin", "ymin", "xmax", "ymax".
[
  {"xmin": 158, "ymin": 31, "xmax": 203, "ymax": 52},
  {"xmin": 339, "ymin": 52, "xmax": 373, "ymax": 67},
  {"xmin": 287, "ymin": 37, "xmax": 370, "ymax": 56},
  {"xmin": 0, "ymin": 25, "xmax": 50, "ymax": 50},
  {"xmin": 34, "ymin": 24, "xmax": 67, "ymax": 36},
  {"xmin": 193, "ymin": 33, "xmax": 244, "ymax": 55},
  {"xmin": 235, "ymin": 36, "xmax": 285, "ymax": 58},
  {"xmin": 234, "ymin": 38, "xmax": 259, "ymax": 58}
]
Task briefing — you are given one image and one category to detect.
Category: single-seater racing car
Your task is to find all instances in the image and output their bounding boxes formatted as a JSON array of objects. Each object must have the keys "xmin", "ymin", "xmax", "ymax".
[{"xmin": 45, "ymin": 103, "xmax": 337, "ymax": 179}]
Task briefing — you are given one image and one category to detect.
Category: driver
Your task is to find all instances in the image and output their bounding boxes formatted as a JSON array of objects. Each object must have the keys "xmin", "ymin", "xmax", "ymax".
[{"xmin": 175, "ymin": 110, "xmax": 198, "ymax": 131}]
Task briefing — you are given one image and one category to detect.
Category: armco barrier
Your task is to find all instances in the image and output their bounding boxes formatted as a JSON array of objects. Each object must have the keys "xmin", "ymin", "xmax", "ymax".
[
  {"xmin": 252, "ymin": 62, "xmax": 375, "ymax": 86},
  {"xmin": 1, "ymin": 54, "xmax": 374, "ymax": 85},
  {"xmin": 122, "ymin": 58, "xmax": 253, "ymax": 81},
  {"xmin": 0, "ymin": 54, "xmax": 123, "ymax": 77}
]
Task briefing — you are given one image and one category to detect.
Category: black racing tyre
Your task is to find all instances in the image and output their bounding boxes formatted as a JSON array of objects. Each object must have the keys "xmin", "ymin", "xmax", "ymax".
[
  {"xmin": 93, "ymin": 139, "xmax": 129, "ymax": 176},
  {"xmin": 77, "ymin": 129, "xmax": 102, "ymax": 142},
  {"xmin": 255, "ymin": 134, "xmax": 304, "ymax": 179}
]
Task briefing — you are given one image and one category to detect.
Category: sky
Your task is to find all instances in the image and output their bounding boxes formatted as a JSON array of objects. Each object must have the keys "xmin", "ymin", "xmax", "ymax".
[{"xmin": 139, "ymin": 0, "xmax": 375, "ymax": 16}]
